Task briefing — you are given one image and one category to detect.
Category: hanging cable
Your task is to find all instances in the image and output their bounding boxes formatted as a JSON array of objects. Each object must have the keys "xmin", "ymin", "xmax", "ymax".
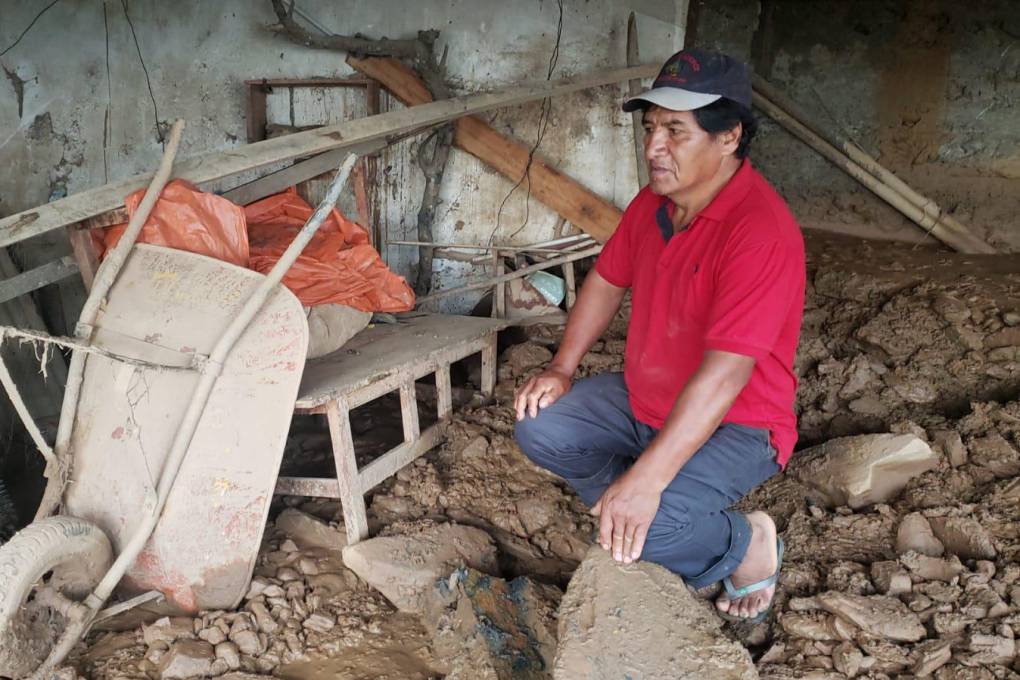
[
  {"xmin": 120, "ymin": 0, "xmax": 164, "ymax": 147},
  {"xmin": 487, "ymin": 0, "xmax": 564, "ymax": 246},
  {"xmin": 103, "ymin": 0, "xmax": 112, "ymax": 182},
  {"xmin": 0, "ymin": 0, "xmax": 63, "ymax": 58}
]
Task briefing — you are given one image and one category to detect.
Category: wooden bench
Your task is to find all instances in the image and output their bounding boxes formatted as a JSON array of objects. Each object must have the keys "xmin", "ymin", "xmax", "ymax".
[{"xmin": 274, "ymin": 314, "xmax": 506, "ymax": 544}]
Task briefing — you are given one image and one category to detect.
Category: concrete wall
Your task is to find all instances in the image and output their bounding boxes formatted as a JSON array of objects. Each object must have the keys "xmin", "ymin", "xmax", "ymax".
[
  {"xmin": 0, "ymin": 0, "xmax": 685, "ymax": 315},
  {"xmin": 693, "ymin": 0, "xmax": 1020, "ymax": 251}
]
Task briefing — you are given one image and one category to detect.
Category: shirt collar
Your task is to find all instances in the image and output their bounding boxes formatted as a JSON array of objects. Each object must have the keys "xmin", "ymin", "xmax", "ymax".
[{"xmin": 656, "ymin": 158, "xmax": 755, "ymax": 238}]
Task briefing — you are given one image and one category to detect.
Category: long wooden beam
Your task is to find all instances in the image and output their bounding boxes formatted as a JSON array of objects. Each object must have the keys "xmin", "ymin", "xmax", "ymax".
[
  {"xmin": 348, "ymin": 56, "xmax": 626, "ymax": 242},
  {"xmin": 0, "ymin": 64, "xmax": 656, "ymax": 249}
]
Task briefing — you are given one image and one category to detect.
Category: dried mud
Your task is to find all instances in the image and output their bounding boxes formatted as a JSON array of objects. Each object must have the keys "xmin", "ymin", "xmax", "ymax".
[{"xmin": 65, "ymin": 233, "xmax": 1020, "ymax": 679}]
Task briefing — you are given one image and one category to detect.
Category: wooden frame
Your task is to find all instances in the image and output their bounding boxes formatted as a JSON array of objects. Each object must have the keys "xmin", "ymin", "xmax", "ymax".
[{"xmin": 274, "ymin": 314, "xmax": 505, "ymax": 544}]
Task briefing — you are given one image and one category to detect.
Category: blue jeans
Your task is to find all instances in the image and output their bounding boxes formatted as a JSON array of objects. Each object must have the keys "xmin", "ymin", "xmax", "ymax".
[{"xmin": 514, "ymin": 372, "xmax": 780, "ymax": 588}]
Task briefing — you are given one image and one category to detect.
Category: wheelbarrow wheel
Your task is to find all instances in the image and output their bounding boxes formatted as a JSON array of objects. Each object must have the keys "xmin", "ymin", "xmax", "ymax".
[{"xmin": 0, "ymin": 516, "xmax": 112, "ymax": 678}]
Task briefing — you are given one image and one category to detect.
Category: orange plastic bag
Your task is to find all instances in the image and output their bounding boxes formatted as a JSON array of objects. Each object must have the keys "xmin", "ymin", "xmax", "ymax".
[
  {"xmin": 101, "ymin": 179, "xmax": 249, "ymax": 266},
  {"xmin": 245, "ymin": 188, "xmax": 415, "ymax": 312}
]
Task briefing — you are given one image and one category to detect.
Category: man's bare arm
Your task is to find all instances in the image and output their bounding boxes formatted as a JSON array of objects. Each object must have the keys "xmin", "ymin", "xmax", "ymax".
[{"xmin": 515, "ymin": 270, "xmax": 627, "ymax": 419}]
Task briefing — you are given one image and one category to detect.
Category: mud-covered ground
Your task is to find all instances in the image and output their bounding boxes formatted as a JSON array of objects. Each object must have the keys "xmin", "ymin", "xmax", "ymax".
[{"xmin": 66, "ymin": 232, "xmax": 1020, "ymax": 679}]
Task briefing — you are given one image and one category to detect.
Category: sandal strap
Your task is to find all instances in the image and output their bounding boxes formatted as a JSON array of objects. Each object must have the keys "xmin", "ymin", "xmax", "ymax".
[{"xmin": 722, "ymin": 538, "xmax": 784, "ymax": 600}]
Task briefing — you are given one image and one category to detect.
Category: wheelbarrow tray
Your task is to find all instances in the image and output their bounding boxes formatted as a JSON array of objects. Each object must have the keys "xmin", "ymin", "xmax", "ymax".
[{"xmin": 63, "ymin": 245, "xmax": 308, "ymax": 612}]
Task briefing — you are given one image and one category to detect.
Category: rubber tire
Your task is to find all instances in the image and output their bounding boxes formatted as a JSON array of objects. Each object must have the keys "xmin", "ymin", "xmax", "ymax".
[{"xmin": 0, "ymin": 516, "xmax": 112, "ymax": 679}]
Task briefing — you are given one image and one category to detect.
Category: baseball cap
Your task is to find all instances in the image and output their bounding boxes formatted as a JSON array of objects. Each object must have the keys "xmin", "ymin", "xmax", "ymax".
[{"xmin": 623, "ymin": 49, "xmax": 752, "ymax": 112}]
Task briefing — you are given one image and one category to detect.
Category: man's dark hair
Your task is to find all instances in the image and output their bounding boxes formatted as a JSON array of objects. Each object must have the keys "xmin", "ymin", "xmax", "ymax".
[{"xmin": 692, "ymin": 98, "xmax": 757, "ymax": 159}]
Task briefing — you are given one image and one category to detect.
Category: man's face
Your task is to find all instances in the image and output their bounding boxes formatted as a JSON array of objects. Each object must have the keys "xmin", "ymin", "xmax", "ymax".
[{"xmin": 642, "ymin": 105, "xmax": 738, "ymax": 198}]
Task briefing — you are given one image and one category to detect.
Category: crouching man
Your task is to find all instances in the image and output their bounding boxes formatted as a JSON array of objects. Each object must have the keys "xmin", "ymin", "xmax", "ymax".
[{"xmin": 514, "ymin": 49, "xmax": 805, "ymax": 622}]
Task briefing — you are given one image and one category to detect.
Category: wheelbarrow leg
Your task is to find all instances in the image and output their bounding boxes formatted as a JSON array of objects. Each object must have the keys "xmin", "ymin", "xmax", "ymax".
[{"xmin": 325, "ymin": 398, "xmax": 369, "ymax": 544}]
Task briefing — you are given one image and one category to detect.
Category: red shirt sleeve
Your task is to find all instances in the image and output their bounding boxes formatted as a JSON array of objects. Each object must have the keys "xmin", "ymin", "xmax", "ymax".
[
  {"xmin": 704, "ymin": 238, "xmax": 804, "ymax": 360},
  {"xmin": 595, "ymin": 189, "xmax": 655, "ymax": 288}
]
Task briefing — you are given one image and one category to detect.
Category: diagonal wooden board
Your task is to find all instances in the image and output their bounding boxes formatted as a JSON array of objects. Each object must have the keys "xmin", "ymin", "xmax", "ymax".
[
  {"xmin": 348, "ymin": 56, "xmax": 627, "ymax": 242},
  {"xmin": 0, "ymin": 64, "xmax": 657, "ymax": 249}
]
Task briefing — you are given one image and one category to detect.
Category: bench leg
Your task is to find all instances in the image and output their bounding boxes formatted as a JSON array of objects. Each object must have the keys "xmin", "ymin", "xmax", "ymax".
[
  {"xmin": 481, "ymin": 333, "xmax": 497, "ymax": 397},
  {"xmin": 325, "ymin": 398, "xmax": 369, "ymax": 545},
  {"xmin": 436, "ymin": 363, "xmax": 453, "ymax": 420}
]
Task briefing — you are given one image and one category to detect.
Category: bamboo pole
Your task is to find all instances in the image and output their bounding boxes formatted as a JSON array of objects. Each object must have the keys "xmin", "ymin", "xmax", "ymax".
[
  {"xmin": 752, "ymin": 75, "xmax": 992, "ymax": 253},
  {"xmin": 751, "ymin": 91, "xmax": 996, "ymax": 254}
]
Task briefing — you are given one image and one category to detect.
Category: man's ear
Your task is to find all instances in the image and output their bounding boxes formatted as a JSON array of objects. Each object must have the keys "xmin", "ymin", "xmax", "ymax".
[{"xmin": 718, "ymin": 122, "xmax": 742, "ymax": 156}]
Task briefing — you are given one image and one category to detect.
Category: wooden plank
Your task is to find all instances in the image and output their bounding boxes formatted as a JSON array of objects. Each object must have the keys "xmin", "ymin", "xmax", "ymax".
[
  {"xmin": 493, "ymin": 253, "xmax": 506, "ymax": 319},
  {"xmin": 326, "ymin": 398, "xmax": 369, "ymax": 544},
  {"xmin": 352, "ymin": 159, "xmax": 372, "ymax": 233},
  {"xmin": 247, "ymin": 83, "xmax": 268, "ymax": 143},
  {"xmin": 627, "ymin": 12, "xmax": 650, "ymax": 188},
  {"xmin": 347, "ymin": 56, "xmax": 628, "ymax": 242},
  {"xmin": 296, "ymin": 314, "xmax": 507, "ymax": 409},
  {"xmin": 275, "ymin": 476, "xmax": 342, "ymax": 498},
  {"xmin": 563, "ymin": 260, "xmax": 577, "ymax": 309},
  {"xmin": 359, "ymin": 423, "xmax": 444, "ymax": 492},
  {"xmin": 399, "ymin": 377, "xmax": 421, "ymax": 442},
  {"xmin": 66, "ymin": 228, "xmax": 100, "ymax": 292},
  {"xmin": 0, "ymin": 64, "xmax": 656, "ymax": 249},
  {"xmin": 0, "ymin": 256, "xmax": 78, "ymax": 305}
]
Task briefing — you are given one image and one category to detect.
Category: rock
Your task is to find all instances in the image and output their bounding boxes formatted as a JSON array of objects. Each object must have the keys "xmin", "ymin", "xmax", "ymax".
[
  {"xmin": 815, "ymin": 591, "xmax": 926, "ymax": 642},
  {"xmin": 247, "ymin": 600, "xmax": 277, "ymax": 634},
  {"xmin": 967, "ymin": 432, "xmax": 1020, "ymax": 478},
  {"xmin": 554, "ymin": 546, "xmax": 756, "ymax": 679},
  {"xmin": 792, "ymin": 434, "xmax": 939, "ymax": 509},
  {"xmin": 229, "ymin": 629, "xmax": 263, "ymax": 657},
  {"xmin": 780, "ymin": 612, "xmax": 856, "ymax": 641},
  {"xmin": 215, "ymin": 641, "xmax": 241, "ymax": 670},
  {"xmin": 870, "ymin": 560, "xmax": 912, "ymax": 595},
  {"xmin": 197, "ymin": 626, "xmax": 227, "ymax": 645},
  {"xmin": 899, "ymin": 551, "xmax": 965, "ymax": 582},
  {"xmin": 157, "ymin": 640, "xmax": 215, "ymax": 679},
  {"xmin": 985, "ymin": 326, "xmax": 1020, "ymax": 348},
  {"xmin": 275, "ymin": 508, "xmax": 346, "ymax": 551},
  {"xmin": 276, "ymin": 567, "xmax": 300, "ymax": 582},
  {"xmin": 426, "ymin": 568, "xmax": 560, "ymax": 678},
  {"xmin": 912, "ymin": 639, "xmax": 953, "ymax": 677},
  {"xmin": 143, "ymin": 617, "xmax": 196, "ymax": 648},
  {"xmin": 896, "ymin": 512, "xmax": 945, "ymax": 557},
  {"xmin": 928, "ymin": 516, "xmax": 997, "ymax": 560},
  {"xmin": 302, "ymin": 612, "xmax": 335, "ymax": 634},
  {"xmin": 965, "ymin": 634, "xmax": 1016, "ymax": 665},
  {"xmin": 832, "ymin": 641, "xmax": 864, "ymax": 677},
  {"xmin": 932, "ymin": 430, "xmax": 968, "ymax": 468},
  {"xmin": 341, "ymin": 522, "xmax": 498, "ymax": 612},
  {"xmin": 502, "ymin": 342, "xmax": 553, "ymax": 377}
]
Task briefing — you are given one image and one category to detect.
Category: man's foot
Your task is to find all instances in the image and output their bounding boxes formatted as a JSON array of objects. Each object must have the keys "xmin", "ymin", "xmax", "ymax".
[{"xmin": 716, "ymin": 511, "xmax": 780, "ymax": 621}]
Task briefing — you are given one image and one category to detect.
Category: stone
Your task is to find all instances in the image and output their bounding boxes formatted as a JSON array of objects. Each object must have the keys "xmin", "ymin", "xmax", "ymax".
[
  {"xmin": 900, "ymin": 551, "xmax": 966, "ymax": 582},
  {"xmin": 157, "ymin": 640, "xmax": 215, "ymax": 679},
  {"xmin": 215, "ymin": 641, "xmax": 241, "ymax": 670},
  {"xmin": 966, "ymin": 634, "xmax": 1016, "ymax": 665},
  {"xmin": 247, "ymin": 600, "xmax": 277, "ymax": 634},
  {"xmin": 832, "ymin": 641, "xmax": 864, "ymax": 677},
  {"xmin": 870, "ymin": 560, "xmax": 912, "ymax": 595},
  {"xmin": 896, "ymin": 512, "xmax": 945, "ymax": 557},
  {"xmin": 967, "ymin": 432, "xmax": 1020, "ymax": 478},
  {"xmin": 229, "ymin": 629, "xmax": 263, "ymax": 657},
  {"xmin": 553, "ymin": 546, "xmax": 757, "ymax": 679},
  {"xmin": 197, "ymin": 626, "xmax": 227, "ymax": 645},
  {"xmin": 426, "ymin": 568, "xmax": 560, "ymax": 678},
  {"xmin": 302, "ymin": 612, "xmax": 335, "ymax": 634},
  {"xmin": 276, "ymin": 567, "xmax": 301, "ymax": 582},
  {"xmin": 501, "ymin": 342, "xmax": 553, "ymax": 377},
  {"xmin": 275, "ymin": 508, "xmax": 346, "ymax": 551},
  {"xmin": 928, "ymin": 516, "xmax": 997, "ymax": 560},
  {"xmin": 815, "ymin": 591, "xmax": 926, "ymax": 642},
  {"xmin": 912, "ymin": 639, "xmax": 952, "ymax": 677},
  {"xmin": 932, "ymin": 430, "xmax": 968, "ymax": 467},
  {"xmin": 792, "ymin": 434, "xmax": 939, "ymax": 509},
  {"xmin": 143, "ymin": 616, "xmax": 197, "ymax": 648},
  {"xmin": 779, "ymin": 612, "xmax": 856, "ymax": 641},
  {"xmin": 341, "ymin": 522, "xmax": 499, "ymax": 612}
]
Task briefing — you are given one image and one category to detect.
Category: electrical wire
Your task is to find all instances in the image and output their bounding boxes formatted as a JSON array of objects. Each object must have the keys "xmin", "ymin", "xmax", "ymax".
[
  {"xmin": 0, "ymin": 0, "xmax": 63, "ymax": 58},
  {"xmin": 486, "ymin": 0, "xmax": 564, "ymax": 246},
  {"xmin": 120, "ymin": 0, "xmax": 164, "ymax": 147},
  {"xmin": 103, "ymin": 0, "xmax": 112, "ymax": 182}
]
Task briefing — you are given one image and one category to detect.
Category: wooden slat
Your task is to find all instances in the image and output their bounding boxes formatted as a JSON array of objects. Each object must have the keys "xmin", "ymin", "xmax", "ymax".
[
  {"xmin": 326, "ymin": 398, "xmax": 369, "ymax": 544},
  {"xmin": 563, "ymin": 260, "xmax": 577, "ymax": 309},
  {"xmin": 481, "ymin": 334, "xmax": 497, "ymax": 397},
  {"xmin": 66, "ymin": 228, "xmax": 100, "ymax": 291},
  {"xmin": 399, "ymin": 378, "xmax": 421, "ymax": 442},
  {"xmin": 436, "ymin": 363, "xmax": 453, "ymax": 419},
  {"xmin": 0, "ymin": 256, "xmax": 78, "ymax": 305},
  {"xmin": 0, "ymin": 64, "xmax": 656, "ymax": 249},
  {"xmin": 348, "ymin": 56, "xmax": 627, "ymax": 242}
]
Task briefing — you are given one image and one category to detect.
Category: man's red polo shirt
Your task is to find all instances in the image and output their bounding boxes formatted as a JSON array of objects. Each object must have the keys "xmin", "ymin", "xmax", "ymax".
[{"xmin": 595, "ymin": 160, "xmax": 805, "ymax": 467}]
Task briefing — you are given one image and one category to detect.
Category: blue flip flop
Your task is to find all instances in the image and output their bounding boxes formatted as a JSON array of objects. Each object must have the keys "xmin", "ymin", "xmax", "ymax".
[{"xmin": 717, "ymin": 537, "xmax": 784, "ymax": 624}]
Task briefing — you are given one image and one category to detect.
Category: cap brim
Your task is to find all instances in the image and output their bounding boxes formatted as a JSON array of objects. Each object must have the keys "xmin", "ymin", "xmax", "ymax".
[{"xmin": 622, "ymin": 87, "xmax": 722, "ymax": 113}]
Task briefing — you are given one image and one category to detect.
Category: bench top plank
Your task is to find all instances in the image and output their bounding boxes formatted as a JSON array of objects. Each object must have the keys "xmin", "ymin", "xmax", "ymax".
[{"xmin": 295, "ymin": 314, "xmax": 506, "ymax": 409}]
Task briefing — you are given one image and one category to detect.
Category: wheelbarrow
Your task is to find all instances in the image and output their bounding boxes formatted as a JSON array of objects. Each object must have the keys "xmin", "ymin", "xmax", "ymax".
[{"xmin": 0, "ymin": 120, "xmax": 360, "ymax": 678}]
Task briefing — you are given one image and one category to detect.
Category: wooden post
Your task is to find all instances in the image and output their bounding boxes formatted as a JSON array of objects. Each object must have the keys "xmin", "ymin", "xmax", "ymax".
[
  {"xmin": 563, "ymin": 260, "xmax": 577, "ymax": 309},
  {"xmin": 66, "ymin": 228, "xmax": 101, "ymax": 292},
  {"xmin": 325, "ymin": 398, "xmax": 368, "ymax": 544},
  {"xmin": 436, "ymin": 364, "xmax": 452, "ymax": 420},
  {"xmin": 246, "ymin": 82, "xmax": 268, "ymax": 143},
  {"xmin": 399, "ymin": 378, "xmax": 420, "ymax": 443},
  {"xmin": 492, "ymin": 252, "xmax": 506, "ymax": 319},
  {"xmin": 481, "ymin": 334, "xmax": 497, "ymax": 397},
  {"xmin": 627, "ymin": 13, "xmax": 649, "ymax": 188}
]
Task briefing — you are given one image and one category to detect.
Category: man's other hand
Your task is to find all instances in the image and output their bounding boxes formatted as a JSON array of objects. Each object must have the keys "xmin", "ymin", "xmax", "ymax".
[
  {"xmin": 514, "ymin": 367, "xmax": 572, "ymax": 421},
  {"xmin": 592, "ymin": 470, "xmax": 663, "ymax": 564}
]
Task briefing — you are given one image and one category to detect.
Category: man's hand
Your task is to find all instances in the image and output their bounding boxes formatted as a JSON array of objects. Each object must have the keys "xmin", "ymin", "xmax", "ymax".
[
  {"xmin": 514, "ymin": 367, "xmax": 572, "ymax": 420},
  {"xmin": 591, "ymin": 469, "xmax": 663, "ymax": 563}
]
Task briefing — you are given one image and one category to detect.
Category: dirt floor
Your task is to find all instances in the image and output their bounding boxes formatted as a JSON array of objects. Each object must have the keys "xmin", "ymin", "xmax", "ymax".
[{"xmin": 61, "ymin": 231, "xmax": 1020, "ymax": 679}]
